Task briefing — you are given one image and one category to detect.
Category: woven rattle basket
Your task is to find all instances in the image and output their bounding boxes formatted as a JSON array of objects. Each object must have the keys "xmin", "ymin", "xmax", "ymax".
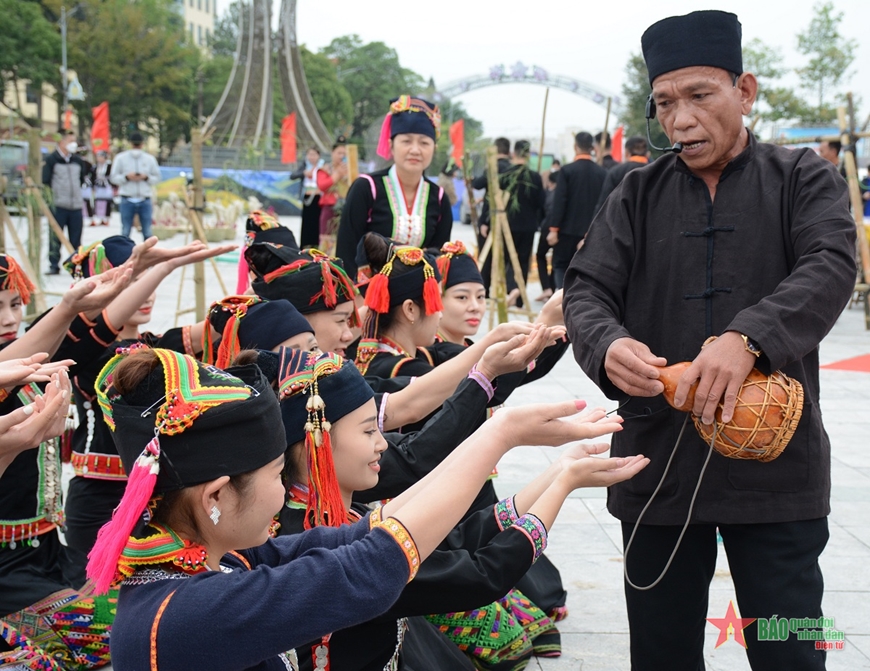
[{"xmin": 659, "ymin": 363, "xmax": 804, "ymax": 462}]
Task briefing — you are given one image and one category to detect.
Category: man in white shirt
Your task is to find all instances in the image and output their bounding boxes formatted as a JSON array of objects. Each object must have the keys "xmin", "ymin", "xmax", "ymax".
[{"xmin": 109, "ymin": 131, "xmax": 162, "ymax": 240}]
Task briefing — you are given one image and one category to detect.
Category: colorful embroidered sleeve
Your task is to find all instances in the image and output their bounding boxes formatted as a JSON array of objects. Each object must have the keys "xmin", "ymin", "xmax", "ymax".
[
  {"xmin": 368, "ymin": 505, "xmax": 383, "ymax": 530},
  {"xmin": 493, "ymin": 496, "xmax": 519, "ymax": 532},
  {"xmin": 510, "ymin": 514, "xmax": 548, "ymax": 563},
  {"xmin": 376, "ymin": 517, "xmax": 420, "ymax": 582}
]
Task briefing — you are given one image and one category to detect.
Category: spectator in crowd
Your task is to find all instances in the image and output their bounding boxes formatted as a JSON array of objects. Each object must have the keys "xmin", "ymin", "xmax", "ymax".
[
  {"xmin": 42, "ymin": 132, "xmax": 86, "ymax": 275},
  {"xmin": 110, "ymin": 132, "xmax": 162, "ymax": 241}
]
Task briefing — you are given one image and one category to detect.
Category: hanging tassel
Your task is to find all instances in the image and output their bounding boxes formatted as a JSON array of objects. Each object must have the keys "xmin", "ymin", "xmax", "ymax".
[
  {"xmin": 320, "ymin": 260, "xmax": 336, "ymax": 307},
  {"xmin": 364, "ymin": 272, "xmax": 391, "ymax": 314},
  {"xmin": 87, "ymin": 436, "xmax": 161, "ymax": 594},
  {"xmin": 422, "ymin": 275, "xmax": 444, "ymax": 315},
  {"xmin": 236, "ymin": 243, "xmax": 250, "ymax": 294},
  {"xmin": 376, "ymin": 113, "xmax": 394, "ymax": 160},
  {"xmin": 215, "ymin": 312, "xmax": 242, "ymax": 368},
  {"xmin": 304, "ymin": 430, "xmax": 346, "ymax": 529},
  {"xmin": 436, "ymin": 256, "xmax": 451, "ymax": 291}
]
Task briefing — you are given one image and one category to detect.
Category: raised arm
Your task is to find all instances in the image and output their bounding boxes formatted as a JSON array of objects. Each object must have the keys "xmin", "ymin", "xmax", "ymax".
[{"xmin": 380, "ymin": 399, "xmax": 625, "ymax": 560}]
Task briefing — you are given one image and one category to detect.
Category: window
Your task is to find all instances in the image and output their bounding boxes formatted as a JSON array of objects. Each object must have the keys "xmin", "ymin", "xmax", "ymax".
[
  {"xmin": 205, "ymin": 28, "xmax": 211, "ymax": 43},
  {"xmin": 189, "ymin": 22, "xmax": 194, "ymax": 36},
  {"xmin": 197, "ymin": 0, "xmax": 201, "ymax": 9},
  {"xmin": 197, "ymin": 24, "xmax": 202, "ymax": 45},
  {"xmin": 189, "ymin": 0, "xmax": 193, "ymax": 6},
  {"xmin": 205, "ymin": 0, "xmax": 209, "ymax": 12},
  {"xmin": 25, "ymin": 84, "xmax": 39, "ymax": 105},
  {"xmin": 213, "ymin": 0, "xmax": 217, "ymax": 14}
]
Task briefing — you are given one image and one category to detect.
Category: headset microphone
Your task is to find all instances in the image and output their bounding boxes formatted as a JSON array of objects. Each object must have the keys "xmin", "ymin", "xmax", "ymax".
[{"xmin": 645, "ymin": 95, "xmax": 683, "ymax": 154}]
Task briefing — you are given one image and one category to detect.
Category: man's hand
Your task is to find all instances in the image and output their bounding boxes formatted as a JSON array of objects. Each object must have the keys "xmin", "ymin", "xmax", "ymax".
[
  {"xmin": 480, "ymin": 225, "xmax": 489, "ymax": 238},
  {"xmin": 673, "ymin": 331, "xmax": 756, "ymax": 425},
  {"xmin": 125, "ymin": 172, "xmax": 142, "ymax": 182},
  {"xmin": 604, "ymin": 337, "xmax": 667, "ymax": 397},
  {"xmin": 546, "ymin": 229, "xmax": 559, "ymax": 246}
]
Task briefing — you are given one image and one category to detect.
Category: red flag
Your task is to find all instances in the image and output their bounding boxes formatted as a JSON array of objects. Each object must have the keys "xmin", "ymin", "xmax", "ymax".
[
  {"xmin": 281, "ymin": 113, "xmax": 297, "ymax": 164},
  {"xmin": 611, "ymin": 125, "xmax": 624, "ymax": 162},
  {"xmin": 91, "ymin": 102, "xmax": 110, "ymax": 153},
  {"xmin": 62, "ymin": 108, "xmax": 73, "ymax": 131},
  {"xmin": 449, "ymin": 119, "xmax": 464, "ymax": 167}
]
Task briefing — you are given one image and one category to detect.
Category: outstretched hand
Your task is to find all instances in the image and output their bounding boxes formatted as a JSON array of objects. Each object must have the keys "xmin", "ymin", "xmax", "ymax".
[
  {"xmin": 478, "ymin": 323, "xmax": 553, "ymax": 379},
  {"xmin": 536, "ymin": 289, "xmax": 564, "ymax": 328},
  {"xmin": 0, "ymin": 354, "xmax": 75, "ymax": 388},
  {"xmin": 159, "ymin": 243, "xmax": 237, "ymax": 272},
  {"xmin": 558, "ymin": 453, "xmax": 649, "ymax": 490},
  {"xmin": 62, "ymin": 265, "xmax": 134, "ymax": 314},
  {"xmin": 0, "ymin": 372, "xmax": 70, "ymax": 464},
  {"xmin": 494, "ymin": 399, "xmax": 624, "ymax": 450}
]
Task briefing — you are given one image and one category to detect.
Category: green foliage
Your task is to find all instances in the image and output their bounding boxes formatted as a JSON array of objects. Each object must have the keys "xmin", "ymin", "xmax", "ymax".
[
  {"xmin": 743, "ymin": 38, "xmax": 811, "ymax": 123},
  {"xmin": 58, "ymin": 0, "xmax": 201, "ymax": 151},
  {"xmin": 796, "ymin": 1, "xmax": 856, "ymax": 118},
  {"xmin": 320, "ymin": 35, "xmax": 425, "ymax": 141},
  {"xmin": 0, "ymin": 0, "xmax": 61, "ymax": 117},
  {"xmin": 619, "ymin": 52, "xmax": 668, "ymax": 155},
  {"xmin": 299, "ymin": 46, "xmax": 354, "ymax": 138},
  {"xmin": 210, "ymin": 1, "xmax": 240, "ymax": 59}
]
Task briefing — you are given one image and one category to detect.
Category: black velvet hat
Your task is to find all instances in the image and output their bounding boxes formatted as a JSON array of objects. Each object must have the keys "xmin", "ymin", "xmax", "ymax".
[
  {"xmin": 433, "ymin": 240, "xmax": 484, "ymax": 290},
  {"xmin": 64, "ymin": 235, "xmax": 136, "ymax": 279},
  {"xmin": 247, "ymin": 244, "xmax": 359, "ymax": 319},
  {"xmin": 377, "ymin": 96, "xmax": 441, "ymax": 159},
  {"xmin": 641, "ymin": 10, "xmax": 743, "ymax": 85},
  {"xmin": 361, "ymin": 234, "xmax": 443, "ymax": 315},
  {"xmin": 208, "ymin": 298, "xmax": 314, "ymax": 354},
  {"xmin": 245, "ymin": 210, "xmax": 298, "ymax": 249},
  {"xmin": 99, "ymin": 349, "xmax": 286, "ymax": 492}
]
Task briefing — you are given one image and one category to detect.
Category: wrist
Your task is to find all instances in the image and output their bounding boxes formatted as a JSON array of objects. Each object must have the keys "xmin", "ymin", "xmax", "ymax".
[{"xmin": 474, "ymin": 358, "xmax": 497, "ymax": 382}]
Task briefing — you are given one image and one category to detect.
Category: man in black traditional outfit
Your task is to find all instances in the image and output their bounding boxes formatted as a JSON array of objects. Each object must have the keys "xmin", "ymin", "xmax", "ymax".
[{"xmin": 562, "ymin": 10, "xmax": 856, "ymax": 671}]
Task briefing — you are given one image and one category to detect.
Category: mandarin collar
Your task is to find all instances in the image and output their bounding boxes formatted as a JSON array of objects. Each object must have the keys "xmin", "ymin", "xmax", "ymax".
[{"xmin": 674, "ymin": 128, "xmax": 755, "ymax": 182}]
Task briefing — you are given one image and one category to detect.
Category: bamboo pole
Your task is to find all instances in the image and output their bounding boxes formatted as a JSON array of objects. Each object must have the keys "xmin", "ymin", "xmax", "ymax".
[
  {"xmin": 346, "ymin": 144, "xmax": 359, "ymax": 184},
  {"xmin": 1, "ymin": 203, "xmax": 46, "ymax": 313},
  {"xmin": 485, "ymin": 147, "xmax": 508, "ymax": 326},
  {"xmin": 537, "ymin": 88, "xmax": 550, "ymax": 172},
  {"xmin": 191, "ymin": 128, "xmax": 207, "ymax": 321},
  {"xmin": 838, "ymin": 104, "xmax": 870, "ymax": 283},
  {"xmin": 597, "ymin": 97, "xmax": 612, "ymax": 166},
  {"xmin": 774, "ymin": 131, "xmax": 870, "ymax": 146}
]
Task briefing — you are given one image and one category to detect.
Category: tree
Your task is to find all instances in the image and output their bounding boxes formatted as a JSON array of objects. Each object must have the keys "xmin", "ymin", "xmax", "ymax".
[
  {"xmin": 0, "ymin": 0, "xmax": 61, "ymax": 124},
  {"xmin": 298, "ymin": 47, "xmax": 353, "ymax": 139},
  {"xmin": 743, "ymin": 38, "xmax": 811, "ymax": 124},
  {"xmin": 320, "ymin": 35, "xmax": 425, "ymax": 141},
  {"xmin": 209, "ymin": 0, "xmax": 240, "ymax": 59},
  {"xmin": 619, "ymin": 52, "xmax": 668, "ymax": 155},
  {"xmin": 796, "ymin": 1, "xmax": 856, "ymax": 120},
  {"xmin": 40, "ymin": 0, "xmax": 200, "ymax": 151}
]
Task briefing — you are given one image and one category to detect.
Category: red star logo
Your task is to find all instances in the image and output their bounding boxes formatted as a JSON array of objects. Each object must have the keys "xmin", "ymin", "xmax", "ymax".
[{"xmin": 706, "ymin": 600, "xmax": 756, "ymax": 648}]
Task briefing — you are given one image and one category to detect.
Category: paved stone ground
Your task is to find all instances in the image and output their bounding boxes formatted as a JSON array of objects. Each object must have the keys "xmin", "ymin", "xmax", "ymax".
[{"xmin": 22, "ymin": 211, "xmax": 869, "ymax": 670}]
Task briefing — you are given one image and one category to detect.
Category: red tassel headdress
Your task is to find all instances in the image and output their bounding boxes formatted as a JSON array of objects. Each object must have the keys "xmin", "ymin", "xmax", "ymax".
[
  {"xmin": 203, "ymin": 295, "xmax": 264, "ymax": 368},
  {"xmin": 0, "ymin": 254, "xmax": 35, "ymax": 306},
  {"xmin": 279, "ymin": 351, "xmax": 348, "ymax": 529}
]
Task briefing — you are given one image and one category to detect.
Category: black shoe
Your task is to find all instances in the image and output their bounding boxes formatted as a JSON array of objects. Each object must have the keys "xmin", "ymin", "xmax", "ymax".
[{"xmin": 46, "ymin": 268, "xmax": 60, "ymax": 276}]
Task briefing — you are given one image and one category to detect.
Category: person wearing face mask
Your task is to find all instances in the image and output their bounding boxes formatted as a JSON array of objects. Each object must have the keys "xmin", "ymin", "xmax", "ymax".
[
  {"xmin": 335, "ymin": 97, "xmax": 453, "ymax": 279},
  {"xmin": 42, "ymin": 133, "xmax": 87, "ymax": 275},
  {"xmin": 110, "ymin": 131, "xmax": 162, "ymax": 240}
]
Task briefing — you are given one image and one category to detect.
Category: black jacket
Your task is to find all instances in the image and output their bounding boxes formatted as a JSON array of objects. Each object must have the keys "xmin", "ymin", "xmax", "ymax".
[
  {"xmin": 549, "ymin": 158, "xmax": 606, "ymax": 238},
  {"xmin": 595, "ymin": 158, "xmax": 649, "ymax": 214},
  {"xmin": 563, "ymin": 133, "xmax": 857, "ymax": 525}
]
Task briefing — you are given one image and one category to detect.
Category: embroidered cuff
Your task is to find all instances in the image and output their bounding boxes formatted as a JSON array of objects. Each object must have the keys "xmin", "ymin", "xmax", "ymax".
[
  {"xmin": 378, "ymin": 392, "xmax": 390, "ymax": 434},
  {"xmin": 494, "ymin": 496, "xmax": 519, "ymax": 532},
  {"xmin": 512, "ymin": 513, "xmax": 548, "ymax": 563},
  {"xmin": 468, "ymin": 364, "xmax": 495, "ymax": 401},
  {"xmin": 368, "ymin": 505, "xmax": 383, "ymax": 529},
  {"xmin": 378, "ymin": 517, "xmax": 420, "ymax": 582},
  {"xmin": 182, "ymin": 325, "xmax": 195, "ymax": 356}
]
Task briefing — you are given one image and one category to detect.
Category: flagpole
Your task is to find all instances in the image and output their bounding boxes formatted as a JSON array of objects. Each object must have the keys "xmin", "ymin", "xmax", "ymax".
[{"xmin": 537, "ymin": 88, "xmax": 550, "ymax": 171}]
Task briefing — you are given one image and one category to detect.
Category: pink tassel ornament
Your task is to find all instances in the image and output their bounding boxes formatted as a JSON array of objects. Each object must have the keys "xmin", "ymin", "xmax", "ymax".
[
  {"xmin": 87, "ymin": 436, "xmax": 161, "ymax": 594},
  {"xmin": 376, "ymin": 113, "xmax": 393, "ymax": 160}
]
